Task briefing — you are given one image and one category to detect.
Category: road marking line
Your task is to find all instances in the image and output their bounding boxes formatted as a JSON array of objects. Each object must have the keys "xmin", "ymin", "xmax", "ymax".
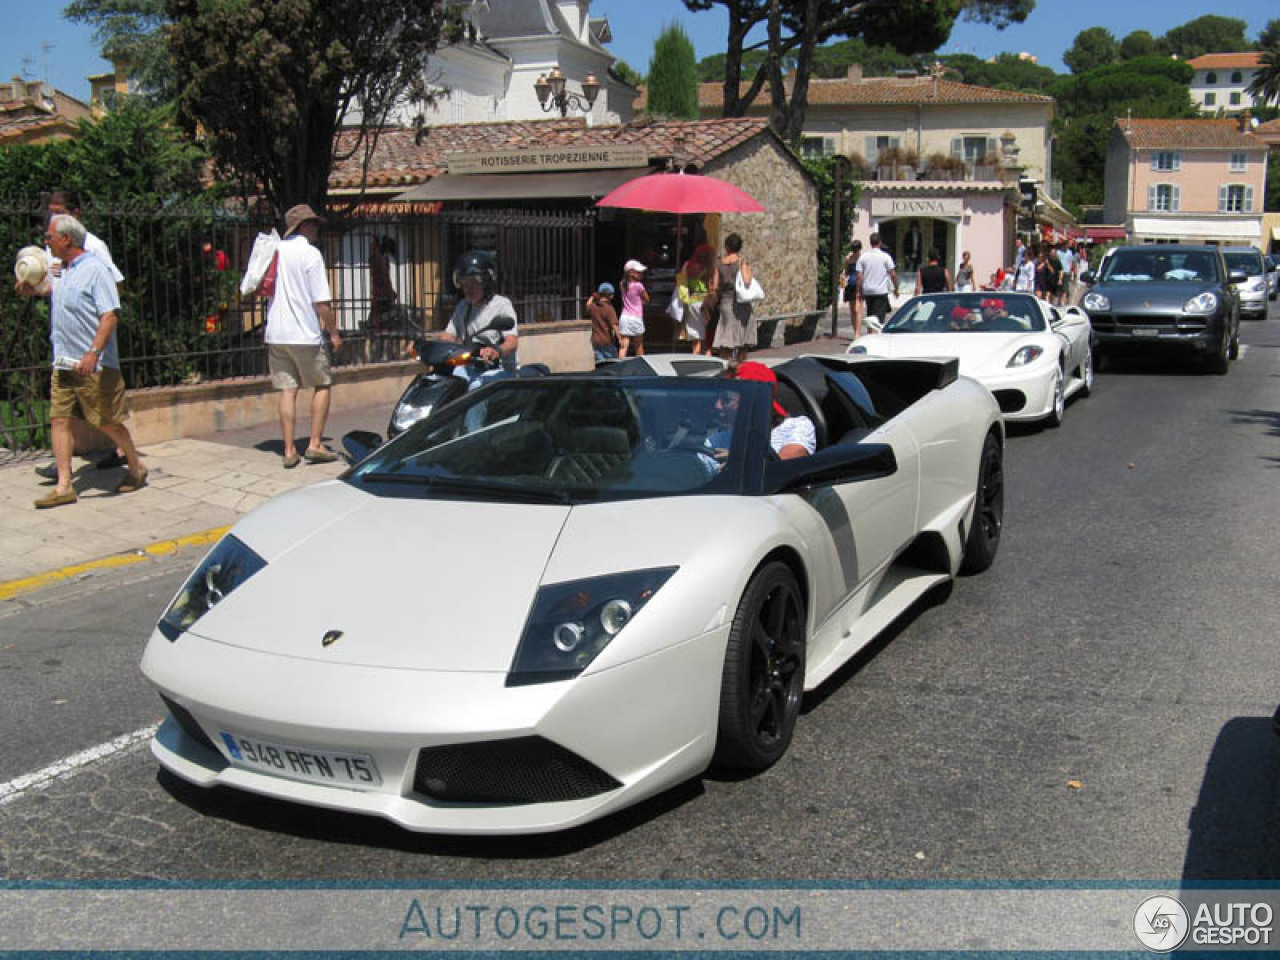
[
  {"xmin": 0, "ymin": 526, "xmax": 230, "ymax": 603},
  {"xmin": 0, "ymin": 723, "xmax": 159, "ymax": 807}
]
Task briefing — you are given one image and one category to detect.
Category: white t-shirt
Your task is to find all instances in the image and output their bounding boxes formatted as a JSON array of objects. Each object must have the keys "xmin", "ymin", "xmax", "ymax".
[
  {"xmin": 1014, "ymin": 259, "xmax": 1036, "ymax": 292},
  {"xmin": 266, "ymin": 235, "xmax": 332, "ymax": 345},
  {"xmin": 771, "ymin": 416, "xmax": 817, "ymax": 456},
  {"xmin": 856, "ymin": 248, "xmax": 896, "ymax": 295}
]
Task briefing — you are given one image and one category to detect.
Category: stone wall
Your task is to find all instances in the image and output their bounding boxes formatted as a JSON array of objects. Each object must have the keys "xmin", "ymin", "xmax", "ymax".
[{"xmin": 706, "ymin": 136, "xmax": 819, "ymax": 318}]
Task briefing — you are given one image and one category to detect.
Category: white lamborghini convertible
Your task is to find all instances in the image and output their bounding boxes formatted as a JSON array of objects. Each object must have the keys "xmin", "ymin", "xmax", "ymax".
[
  {"xmin": 849, "ymin": 292, "xmax": 1094, "ymax": 427},
  {"xmin": 142, "ymin": 356, "xmax": 1004, "ymax": 834}
]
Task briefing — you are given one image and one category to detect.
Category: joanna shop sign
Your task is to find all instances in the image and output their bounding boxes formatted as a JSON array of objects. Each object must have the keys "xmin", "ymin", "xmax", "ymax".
[
  {"xmin": 871, "ymin": 197, "xmax": 965, "ymax": 218},
  {"xmin": 447, "ymin": 146, "xmax": 649, "ymax": 175}
]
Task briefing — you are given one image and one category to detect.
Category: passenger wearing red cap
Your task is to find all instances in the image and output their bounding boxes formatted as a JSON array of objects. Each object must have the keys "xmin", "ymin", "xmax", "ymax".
[{"xmin": 730, "ymin": 362, "xmax": 815, "ymax": 459}]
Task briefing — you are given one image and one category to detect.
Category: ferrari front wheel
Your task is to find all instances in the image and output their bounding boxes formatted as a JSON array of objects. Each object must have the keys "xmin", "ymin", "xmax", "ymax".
[{"xmin": 714, "ymin": 562, "xmax": 806, "ymax": 773}]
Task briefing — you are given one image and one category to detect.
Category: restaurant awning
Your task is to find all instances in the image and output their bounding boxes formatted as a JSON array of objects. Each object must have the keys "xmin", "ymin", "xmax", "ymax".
[
  {"xmin": 393, "ymin": 167, "xmax": 652, "ymax": 203},
  {"xmin": 1068, "ymin": 226, "xmax": 1126, "ymax": 242}
]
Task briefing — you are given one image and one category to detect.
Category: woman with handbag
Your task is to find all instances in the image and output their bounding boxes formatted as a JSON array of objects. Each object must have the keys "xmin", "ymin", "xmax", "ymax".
[{"xmin": 710, "ymin": 233, "xmax": 757, "ymax": 360}]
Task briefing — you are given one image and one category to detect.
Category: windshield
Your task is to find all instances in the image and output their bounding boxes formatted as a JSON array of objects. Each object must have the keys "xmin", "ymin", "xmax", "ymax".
[
  {"xmin": 1223, "ymin": 251, "xmax": 1264, "ymax": 275},
  {"xmin": 883, "ymin": 293, "xmax": 1046, "ymax": 334},
  {"xmin": 346, "ymin": 378, "xmax": 751, "ymax": 503},
  {"xmin": 1100, "ymin": 249, "xmax": 1221, "ymax": 283}
]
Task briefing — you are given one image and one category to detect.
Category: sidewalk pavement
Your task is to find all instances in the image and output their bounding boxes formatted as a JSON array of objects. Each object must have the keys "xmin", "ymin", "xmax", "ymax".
[{"xmin": 0, "ymin": 323, "xmax": 861, "ymax": 600}]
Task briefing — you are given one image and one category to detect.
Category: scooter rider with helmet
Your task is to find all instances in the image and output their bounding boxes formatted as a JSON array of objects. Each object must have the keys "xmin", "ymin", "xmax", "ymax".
[{"xmin": 441, "ymin": 250, "xmax": 518, "ymax": 389}]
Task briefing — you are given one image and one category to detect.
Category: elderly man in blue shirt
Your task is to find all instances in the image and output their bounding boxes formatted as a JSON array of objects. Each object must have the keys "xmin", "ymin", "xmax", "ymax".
[{"xmin": 21, "ymin": 214, "xmax": 147, "ymax": 508}]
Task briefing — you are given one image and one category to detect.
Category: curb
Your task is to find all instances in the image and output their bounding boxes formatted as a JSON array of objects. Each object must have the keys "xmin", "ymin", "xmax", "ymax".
[{"xmin": 0, "ymin": 526, "xmax": 230, "ymax": 603}]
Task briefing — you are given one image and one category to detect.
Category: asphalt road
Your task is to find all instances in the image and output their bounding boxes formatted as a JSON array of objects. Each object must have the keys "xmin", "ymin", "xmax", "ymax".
[{"xmin": 3, "ymin": 300, "xmax": 1280, "ymax": 883}]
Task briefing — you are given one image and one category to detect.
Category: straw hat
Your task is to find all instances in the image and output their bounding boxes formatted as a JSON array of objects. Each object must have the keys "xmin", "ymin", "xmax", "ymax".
[{"xmin": 14, "ymin": 245, "xmax": 50, "ymax": 290}]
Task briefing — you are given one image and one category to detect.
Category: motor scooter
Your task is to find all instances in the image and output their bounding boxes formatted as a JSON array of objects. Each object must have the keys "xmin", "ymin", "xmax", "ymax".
[{"xmin": 386, "ymin": 317, "xmax": 549, "ymax": 439}]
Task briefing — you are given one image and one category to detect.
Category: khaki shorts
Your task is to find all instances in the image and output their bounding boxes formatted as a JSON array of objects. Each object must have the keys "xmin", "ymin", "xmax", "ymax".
[
  {"xmin": 49, "ymin": 367, "xmax": 129, "ymax": 427},
  {"xmin": 269, "ymin": 343, "xmax": 332, "ymax": 390}
]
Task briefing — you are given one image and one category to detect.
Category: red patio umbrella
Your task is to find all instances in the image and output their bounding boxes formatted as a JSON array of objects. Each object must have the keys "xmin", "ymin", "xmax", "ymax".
[{"xmin": 595, "ymin": 172, "xmax": 765, "ymax": 214}]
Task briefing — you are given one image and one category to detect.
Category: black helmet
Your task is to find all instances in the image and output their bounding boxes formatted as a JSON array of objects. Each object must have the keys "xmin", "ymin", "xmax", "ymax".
[{"xmin": 453, "ymin": 250, "xmax": 497, "ymax": 296}]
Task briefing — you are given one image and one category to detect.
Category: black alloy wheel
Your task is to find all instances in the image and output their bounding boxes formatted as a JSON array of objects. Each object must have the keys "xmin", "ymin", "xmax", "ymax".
[
  {"xmin": 714, "ymin": 562, "xmax": 806, "ymax": 772},
  {"xmin": 960, "ymin": 432, "xmax": 1004, "ymax": 575}
]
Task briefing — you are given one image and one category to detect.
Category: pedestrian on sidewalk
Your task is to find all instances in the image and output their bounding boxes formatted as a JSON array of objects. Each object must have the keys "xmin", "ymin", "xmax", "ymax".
[
  {"xmin": 710, "ymin": 233, "xmax": 757, "ymax": 360},
  {"xmin": 677, "ymin": 243, "xmax": 715, "ymax": 355},
  {"xmin": 265, "ymin": 204, "xmax": 341, "ymax": 468},
  {"xmin": 955, "ymin": 251, "xmax": 975, "ymax": 292},
  {"xmin": 914, "ymin": 249, "xmax": 952, "ymax": 295},
  {"xmin": 839, "ymin": 241, "xmax": 863, "ymax": 338},
  {"xmin": 856, "ymin": 232, "xmax": 898, "ymax": 332},
  {"xmin": 617, "ymin": 259, "xmax": 648, "ymax": 358},
  {"xmin": 31, "ymin": 189, "xmax": 130, "ymax": 480},
  {"xmin": 18, "ymin": 214, "xmax": 147, "ymax": 508},
  {"xmin": 586, "ymin": 282, "xmax": 620, "ymax": 361}
]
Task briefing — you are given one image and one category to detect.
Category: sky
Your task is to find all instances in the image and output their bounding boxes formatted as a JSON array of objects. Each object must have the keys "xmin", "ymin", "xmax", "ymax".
[{"xmin": 0, "ymin": 0, "xmax": 1275, "ymax": 104}]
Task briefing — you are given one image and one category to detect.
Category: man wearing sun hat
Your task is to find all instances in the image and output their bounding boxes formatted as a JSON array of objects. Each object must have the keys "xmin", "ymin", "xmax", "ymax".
[
  {"xmin": 266, "ymin": 203, "xmax": 342, "ymax": 468},
  {"xmin": 725, "ymin": 361, "xmax": 815, "ymax": 459}
]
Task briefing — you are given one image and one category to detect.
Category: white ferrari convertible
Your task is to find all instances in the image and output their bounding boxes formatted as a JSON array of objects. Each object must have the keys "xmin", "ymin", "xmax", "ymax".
[
  {"xmin": 849, "ymin": 292, "xmax": 1094, "ymax": 427},
  {"xmin": 142, "ymin": 356, "xmax": 1004, "ymax": 834}
]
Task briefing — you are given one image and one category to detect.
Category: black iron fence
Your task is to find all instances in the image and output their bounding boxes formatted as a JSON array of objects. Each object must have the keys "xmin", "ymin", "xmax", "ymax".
[{"xmin": 0, "ymin": 200, "xmax": 595, "ymax": 452}]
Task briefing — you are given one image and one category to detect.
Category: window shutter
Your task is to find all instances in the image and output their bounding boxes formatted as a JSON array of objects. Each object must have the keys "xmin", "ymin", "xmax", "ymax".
[
  {"xmin": 1218, "ymin": 185, "xmax": 1227, "ymax": 212},
  {"xmin": 865, "ymin": 137, "xmax": 877, "ymax": 160},
  {"xmin": 1151, "ymin": 153, "xmax": 1159, "ymax": 171},
  {"xmin": 1172, "ymin": 185, "xmax": 1180, "ymax": 211},
  {"xmin": 1173, "ymin": 152, "xmax": 1180, "ymax": 171},
  {"xmin": 986, "ymin": 138, "xmax": 998, "ymax": 160},
  {"xmin": 1148, "ymin": 185, "xmax": 1156, "ymax": 210},
  {"xmin": 1245, "ymin": 186, "xmax": 1254, "ymax": 212},
  {"xmin": 889, "ymin": 136, "xmax": 900, "ymax": 150},
  {"xmin": 951, "ymin": 138, "xmax": 962, "ymax": 157}
]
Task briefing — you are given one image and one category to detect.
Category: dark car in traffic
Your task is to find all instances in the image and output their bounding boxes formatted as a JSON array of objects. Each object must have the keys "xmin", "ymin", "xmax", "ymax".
[{"xmin": 1081, "ymin": 245, "xmax": 1243, "ymax": 374}]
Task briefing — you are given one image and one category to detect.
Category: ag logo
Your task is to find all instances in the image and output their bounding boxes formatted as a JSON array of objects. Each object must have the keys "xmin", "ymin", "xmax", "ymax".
[
  {"xmin": 321, "ymin": 629, "xmax": 343, "ymax": 648},
  {"xmin": 1134, "ymin": 895, "xmax": 1189, "ymax": 952}
]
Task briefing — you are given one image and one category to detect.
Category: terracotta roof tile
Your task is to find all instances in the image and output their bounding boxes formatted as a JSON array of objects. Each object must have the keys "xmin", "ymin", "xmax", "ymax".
[
  {"xmin": 1115, "ymin": 117, "xmax": 1265, "ymax": 150},
  {"xmin": 330, "ymin": 116, "xmax": 773, "ymax": 190},
  {"xmin": 0, "ymin": 112, "xmax": 77, "ymax": 144},
  {"xmin": 1187, "ymin": 52, "xmax": 1264, "ymax": 69},
  {"xmin": 677, "ymin": 76, "xmax": 1052, "ymax": 110}
]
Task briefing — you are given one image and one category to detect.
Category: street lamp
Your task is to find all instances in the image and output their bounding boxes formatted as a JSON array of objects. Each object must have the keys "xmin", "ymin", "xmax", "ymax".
[{"xmin": 534, "ymin": 66, "xmax": 601, "ymax": 117}]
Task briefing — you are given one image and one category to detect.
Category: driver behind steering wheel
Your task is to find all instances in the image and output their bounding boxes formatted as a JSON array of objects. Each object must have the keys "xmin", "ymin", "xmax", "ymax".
[{"xmin": 442, "ymin": 250, "xmax": 519, "ymax": 390}]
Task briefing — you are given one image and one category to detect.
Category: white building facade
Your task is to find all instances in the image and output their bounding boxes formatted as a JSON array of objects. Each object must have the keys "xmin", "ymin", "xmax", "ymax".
[{"xmin": 1188, "ymin": 52, "xmax": 1266, "ymax": 114}]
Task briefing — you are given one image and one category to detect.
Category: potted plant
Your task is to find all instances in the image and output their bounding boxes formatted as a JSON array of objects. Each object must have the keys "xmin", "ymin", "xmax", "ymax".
[
  {"xmin": 876, "ymin": 145, "xmax": 904, "ymax": 180},
  {"xmin": 899, "ymin": 148, "xmax": 920, "ymax": 180}
]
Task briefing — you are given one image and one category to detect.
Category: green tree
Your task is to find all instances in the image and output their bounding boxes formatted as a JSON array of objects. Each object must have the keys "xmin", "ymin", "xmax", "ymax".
[
  {"xmin": 168, "ymin": 0, "xmax": 459, "ymax": 217},
  {"xmin": 612, "ymin": 60, "xmax": 644, "ymax": 88},
  {"xmin": 802, "ymin": 155, "xmax": 860, "ymax": 308},
  {"xmin": 685, "ymin": 0, "xmax": 1032, "ymax": 146},
  {"xmin": 1259, "ymin": 19, "xmax": 1280, "ymax": 51},
  {"xmin": 1118, "ymin": 30, "xmax": 1159, "ymax": 61},
  {"xmin": 1063, "ymin": 27, "xmax": 1118, "ymax": 74},
  {"xmin": 941, "ymin": 51, "xmax": 1056, "ymax": 92},
  {"xmin": 1246, "ymin": 45, "xmax": 1280, "ymax": 108},
  {"xmin": 647, "ymin": 22, "xmax": 699, "ymax": 119},
  {"xmin": 1160, "ymin": 15, "xmax": 1251, "ymax": 59},
  {"xmin": 63, "ymin": 0, "xmax": 174, "ymax": 103},
  {"xmin": 1266, "ymin": 151, "xmax": 1280, "ymax": 212}
]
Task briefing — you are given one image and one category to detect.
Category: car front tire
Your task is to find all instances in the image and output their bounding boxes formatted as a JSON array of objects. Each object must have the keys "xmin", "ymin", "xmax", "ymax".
[
  {"xmin": 1206, "ymin": 328, "xmax": 1230, "ymax": 375},
  {"xmin": 960, "ymin": 432, "xmax": 1004, "ymax": 575},
  {"xmin": 1044, "ymin": 367, "xmax": 1065, "ymax": 428},
  {"xmin": 714, "ymin": 561, "xmax": 806, "ymax": 773}
]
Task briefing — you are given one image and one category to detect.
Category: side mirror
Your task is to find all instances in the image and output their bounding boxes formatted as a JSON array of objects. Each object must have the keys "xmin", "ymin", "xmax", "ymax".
[
  {"xmin": 342, "ymin": 430, "xmax": 383, "ymax": 464},
  {"xmin": 1228, "ymin": 270, "xmax": 1248, "ymax": 285},
  {"xmin": 1079, "ymin": 271, "xmax": 1094, "ymax": 284},
  {"xmin": 763, "ymin": 442, "xmax": 897, "ymax": 494}
]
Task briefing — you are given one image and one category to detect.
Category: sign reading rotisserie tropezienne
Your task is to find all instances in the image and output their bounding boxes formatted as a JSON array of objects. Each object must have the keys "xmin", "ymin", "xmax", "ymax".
[{"xmin": 446, "ymin": 146, "xmax": 650, "ymax": 175}]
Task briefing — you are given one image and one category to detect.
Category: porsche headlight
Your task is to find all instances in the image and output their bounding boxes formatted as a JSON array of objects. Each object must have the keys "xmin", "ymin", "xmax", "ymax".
[
  {"xmin": 507, "ymin": 567, "xmax": 677, "ymax": 686},
  {"xmin": 158, "ymin": 535, "xmax": 266, "ymax": 641},
  {"xmin": 1183, "ymin": 291, "xmax": 1219, "ymax": 315},
  {"xmin": 1082, "ymin": 291, "xmax": 1110, "ymax": 312},
  {"xmin": 1007, "ymin": 345, "xmax": 1044, "ymax": 367}
]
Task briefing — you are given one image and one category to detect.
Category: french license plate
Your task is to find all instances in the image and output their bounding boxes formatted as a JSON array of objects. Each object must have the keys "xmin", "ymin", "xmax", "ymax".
[
  {"xmin": 219, "ymin": 731, "xmax": 382, "ymax": 788},
  {"xmin": 1131, "ymin": 327, "xmax": 1160, "ymax": 337}
]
